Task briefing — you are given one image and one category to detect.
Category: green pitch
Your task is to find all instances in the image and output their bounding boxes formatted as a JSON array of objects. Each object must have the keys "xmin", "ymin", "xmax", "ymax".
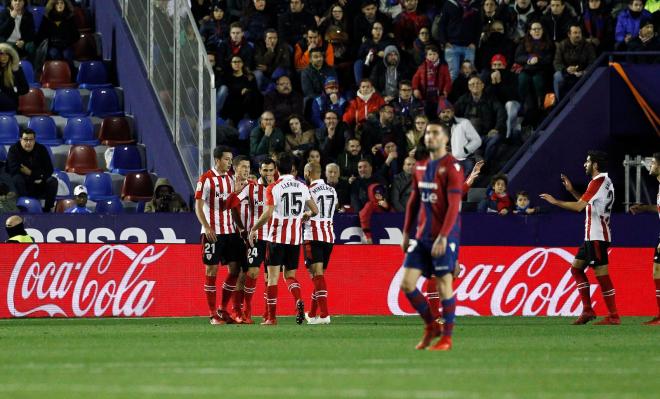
[{"xmin": 0, "ymin": 316, "xmax": 658, "ymax": 399}]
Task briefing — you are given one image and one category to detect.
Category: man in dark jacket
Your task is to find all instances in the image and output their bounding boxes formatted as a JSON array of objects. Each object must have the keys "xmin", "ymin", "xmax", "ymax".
[
  {"xmin": 626, "ymin": 20, "xmax": 660, "ymax": 64},
  {"xmin": 432, "ymin": 0, "xmax": 481, "ymax": 80},
  {"xmin": 6, "ymin": 129, "xmax": 57, "ymax": 212},
  {"xmin": 350, "ymin": 158, "xmax": 386, "ymax": 212},
  {"xmin": 353, "ymin": 0, "xmax": 394, "ymax": 53},
  {"xmin": 369, "ymin": 45, "xmax": 412, "ymax": 103},
  {"xmin": 253, "ymin": 29, "xmax": 292, "ymax": 92},
  {"xmin": 325, "ymin": 162, "xmax": 351, "ymax": 208},
  {"xmin": 0, "ymin": 2, "xmax": 36, "ymax": 59},
  {"xmin": 301, "ymin": 48, "xmax": 337, "ymax": 102},
  {"xmin": 541, "ymin": 0, "xmax": 577, "ymax": 43},
  {"xmin": 263, "ymin": 75, "xmax": 304, "ymax": 126},
  {"xmin": 454, "ymin": 75, "xmax": 506, "ymax": 164},
  {"xmin": 315, "ymin": 110, "xmax": 350, "ymax": 162},
  {"xmin": 216, "ymin": 23, "xmax": 255, "ymax": 70},
  {"xmin": 337, "ymin": 138, "xmax": 363, "ymax": 179},
  {"xmin": 390, "ymin": 156, "xmax": 415, "ymax": 212},
  {"xmin": 482, "ymin": 54, "xmax": 521, "ymax": 138},
  {"xmin": 360, "ymin": 103, "xmax": 406, "ymax": 155},
  {"xmin": 277, "ymin": 0, "xmax": 316, "ymax": 47},
  {"xmin": 553, "ymin": 24, "xmax": 596, "ymax": 100}
]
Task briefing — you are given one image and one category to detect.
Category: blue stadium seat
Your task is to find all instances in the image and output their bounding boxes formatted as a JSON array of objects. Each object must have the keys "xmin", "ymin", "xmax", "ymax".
[
  {"xmin": 28, "ymin": 116, "xmax": 62, "ymax": 146},
  {"xmin": 63, "ymin": 117, "xmax": 99, "ymax": 145},
  {"xmin": 95, "ymin": 197, "xmax": 124, "ymax": 214},
  {"xmin": 29, "ymin": 6, "xmax": 45, "ymax": 31},
  {"xmin": 88, "ymin": 88, "xmax": 123, "ymax": 117},
  {"xmin": 237, "ymin": 118, "xmax": 256, "ymax": 141},
  {"xmin": 110, "ymin": 145, "xmax": 143, "ymax": 174},
  {"xmin": 16, "ymin": 197, "xmax": 42, "ymax": 213},
  {"xmin": 83, "ymin": 172, "xmax": 115, "ymax": 201},
  {"xmin": 52, "ymin": 89, "xmax": 86, "ymax": 117},
  {"xmin": 76, "ymin": 61, "xmax": 111, "ymax": 89},
  {"xmin": 19, "ymin": 60, "xmax": 39, "ymax": 88},
  {"xmin": 0, "ymin": 115, "xmax": 20, "ymax": 144},
  {"xmin": 53, "ymin": 170, "xmax": 72, "ymax": 199}
]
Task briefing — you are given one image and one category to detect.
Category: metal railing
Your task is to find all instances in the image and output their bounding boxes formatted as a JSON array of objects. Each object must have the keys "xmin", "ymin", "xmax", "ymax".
[{"xmin": 121, "ymin": 0, "xmax": 216, "ymax": 187}]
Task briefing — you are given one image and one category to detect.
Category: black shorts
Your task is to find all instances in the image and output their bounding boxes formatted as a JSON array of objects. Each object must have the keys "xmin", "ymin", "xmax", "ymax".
[
  {"xmin": 654, "ymin": 242, "xmax": 660, "ymax": 264},
  {"xmin": 266, "ymin": 242, "xmax": 300, "ymax": 270},
  {"xmin": 247, "ymin": 239, "xmax": 268, "ymax": 268},
  {"xmin": 201, "ymin": 233, "xmax": 243, "ymax": 266},
  {"xmin": 303, "ymin": 241, "xmax": 333, "ymax": 269},
  {"xmin": 575, "ymin": 240, "xmax": 610, "ymax": 268}
]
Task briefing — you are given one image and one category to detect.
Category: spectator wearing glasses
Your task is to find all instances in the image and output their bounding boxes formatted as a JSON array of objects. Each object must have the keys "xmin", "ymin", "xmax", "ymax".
[
  {"xmin": 0, "ymin": 43, "xmax": 28, "ymax": 112},
  {"xmin": 514, "ymin": 21, "xmax": 554, "ymax": 112},
  {"xmin": 391, "ymin": 80, "xmax": 425, "ymax": 125},
  {"xmin": 6, "ymin": 129, "xmax": 58, "ymax": 212}
]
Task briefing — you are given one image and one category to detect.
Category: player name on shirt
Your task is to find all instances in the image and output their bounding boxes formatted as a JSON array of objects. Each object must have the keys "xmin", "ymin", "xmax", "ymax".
[
  {"xmin": 580, "ymin": 172, "xmax": 614, "ymax": 242},
  {"xmin": 267, "ymin": 175, "xmax": 311, "ymax": 245}
]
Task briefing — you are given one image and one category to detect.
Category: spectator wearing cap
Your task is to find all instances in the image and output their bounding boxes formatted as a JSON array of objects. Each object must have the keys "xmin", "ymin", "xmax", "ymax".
[
  {"xmin": 310, "ymin": 76, "xmax": 347, "ymax": 128},
  {"xmin": 6, "ymin": 129, "xmax": 57, "ymax": 212},
  {"xmin": 553, "ymin": 24, "xmax": 596, "ymax": 100},
  {"xmin": 541, "ymin": 0, "xmax": 577, "ymax": 43},
  {"xmin": 315, "ymin": 110, "xmax": 351, "ymax": 161},
  {"xmin": 301, "ymin": 47, "xmax": 338, "ymax": 104},
  {"xmin": 199, "ymin": 2, "xmax": 229, "ymax": 49},
  {"xmin": 626, "ymin": 20, "xmax": 660, "ymax": 63},
  {"xmin": 342, "ymin": 78, "xmax": 385, "ymax": 128},
  {"xmin": 615, "ymin": 0, "xmax": 652, "ymax": 49},
  {"xmin": 432, "ymin": 0, "xmax": 481, "ymax": 81},
  {"xmin": 263, "ymin": 75, "xmax": 304, "ymax": 126},
  {"xmin": 253, "ymin": 29, "xmax": 292, "ymax": 93},
  {"xmin": 294, "ymin": 27, "xmax": 335, "ymax": 72},
  {"xmin": 370, "ymin": 45, "xmax": 413, "ymax": 103},
  {"xmin": 482, "ymin": 54, "xmax": 521, "ymax": 139},
  {"xmin": 393, "ymin": 0, "xmax": 429, "ymax": 51},
  {"xmin": 361, "ymin": 103, "xmax": 405, "ymax": 157},
  {"xmin": 454, "ymin": 75, "xmax": 506, "ymax": 164},
  {"xmin": 65, "ymin": 185, "xmax": 93, "ymax": 214},
  {"xmin": 412, "ymin": 44, "xmax": 452, "ymax": 117},
  {"xmin": 438, "ymin": 98, "xmax": 481, "ymax": 174},
  {"xmin": 277, "ymin": 0, "xmax": 317, "ymax": 47}
]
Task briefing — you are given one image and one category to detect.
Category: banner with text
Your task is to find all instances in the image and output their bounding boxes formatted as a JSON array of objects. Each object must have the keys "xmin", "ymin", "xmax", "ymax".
[{"xmin": 1, "ymin": 244, "xmax": 655, "ymax": 318}]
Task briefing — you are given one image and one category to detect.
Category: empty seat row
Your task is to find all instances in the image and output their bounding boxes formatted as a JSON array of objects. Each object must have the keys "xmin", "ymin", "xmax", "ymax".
[
  {"xmin": 17, "ymin": 87, "xmax": 122, "ymax": 118},
  {"xmin": 65, "ymin": 144, "xmax": 144, "ymax": 175},
  {"xmin": 21, "ymin": 60, "xmax": 110, "ymax": 90}
]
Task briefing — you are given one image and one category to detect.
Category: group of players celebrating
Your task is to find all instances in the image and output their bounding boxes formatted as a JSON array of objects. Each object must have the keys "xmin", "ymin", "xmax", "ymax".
[
  {"xmin": 195, "ymin": 148, "xmax": 336, "ymax": 326},
  {"xmin": 194, "ymin": 122, "xmax": 660, "ymax": 350}
]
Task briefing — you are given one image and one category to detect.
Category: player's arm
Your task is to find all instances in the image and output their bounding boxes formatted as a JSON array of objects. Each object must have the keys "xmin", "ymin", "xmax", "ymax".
[
  {"xmin": 231, "ymin": 208, "xmax": 246, "ymax": 232},
  {"xmin": 539, "ymin": 195, "xmax": 588, "ymax": 212},
  {"xmin": 195, "ymin": 198, "xmax": 216, "ymax": 242},
  {"xmin": 433, "ymin": 162, "xmax": 463, "ymax": 257},
  {"xmin": 629, "ymin": 203, "xmax": 657, "ymax": 214},
  {"xmin": 401, "ymin": 170, "xmax": 420, "ymax": 252},
  {"xmin": 252, "ymin": 205, "xmax": 273, "ymax": 232},
  {"xmin": 560, "ymin": 174, "xmax": 582, "ymax": 200},
  {"xmin": 302, "ymin": 198, "xmax": 319, "ymax": 221}
]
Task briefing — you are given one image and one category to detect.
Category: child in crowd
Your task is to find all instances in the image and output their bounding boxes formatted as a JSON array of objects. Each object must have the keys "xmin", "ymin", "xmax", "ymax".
[
  {"xmin": 512, "ymin": 190, "xmax": 538, "ymax": 215},
  {"xmin": 479, "ymin": 173, "xmax": 512, "ymax": 215},
  {"xmin": 359, "ymin": 183, "xmax": 391, "ymax": 244}
]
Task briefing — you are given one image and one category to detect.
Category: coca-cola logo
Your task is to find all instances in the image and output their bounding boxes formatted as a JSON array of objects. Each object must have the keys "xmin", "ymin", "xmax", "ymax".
[
  {"xmin": 7, "ymin": 245, "xmax": 167, "ymax": 317},
  {"xmin": 387, "ymin": 247, "xmax": 598, "ymax": 316}
]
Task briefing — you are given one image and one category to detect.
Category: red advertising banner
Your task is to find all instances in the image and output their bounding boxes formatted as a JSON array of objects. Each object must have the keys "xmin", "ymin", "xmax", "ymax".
[{"xmin": 0, "ymin": 244, "xmax": 656, "ymax": 318}]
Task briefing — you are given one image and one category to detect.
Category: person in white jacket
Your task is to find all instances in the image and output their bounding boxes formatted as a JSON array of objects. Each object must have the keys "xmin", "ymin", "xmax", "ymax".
[{"xmin": 438, "ymin": 98, "xmax": 482, "ymax": 175}]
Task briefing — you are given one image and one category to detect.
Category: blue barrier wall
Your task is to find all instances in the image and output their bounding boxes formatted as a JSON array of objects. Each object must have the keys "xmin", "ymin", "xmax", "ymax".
[{"xmin": 92, "ymin": 0, "xmax": 193, "ymax": 201}]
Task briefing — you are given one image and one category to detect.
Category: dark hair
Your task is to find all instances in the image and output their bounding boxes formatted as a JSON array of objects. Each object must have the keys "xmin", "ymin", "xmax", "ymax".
[
  {"xmin": 309, "ymin": 47, "xmax": 325, "ymax": 57},
  {"xmin": 587, "ymin": 150, "xmax": 608, "ymax": 172},
  {"xmin": 229, "ymin": 22, "xmax": 242, "ymax": 30},
  {"xmin": 277, "ymin": 152, "xmax": 295, "ymax": 174},
  {"xmin": 232, "ymin": 154, "xmax": 250, "ymax": 166},
  {"xmin": 324, "ymin": 110, "xmax": 339, "ymax": 119},
  {"xmin": 568, "ymin": 23, "xmax": 582, "ymax": 33},
  {"xmin": 491, "ymin": 173, "xmax": 508, "ymax": 186},
  {"xmin": 653, "ymin": 152, "xmax": 660, "ymax": 163},
  {"xmin": 358, "ymin": 158, "xmax": 372, "ymax": 166},
  {"xmin": 260, "ymin": 158, "xmax": 276, "ymax": 168},
  {"xmin": 0, "ymin": 182, "xmax": 8, "ymax": 196},
  {"xmin": 264, "ymin": 28, "xmax": 277, "ymax": 37},
  {"xmin": 516, "ymin": 190, "xmax": 529, "ymax": 198},
  {"xmin": 21, "ymin": 128, "xmax": 36, "ymax": 137},
  {"xmin": 427, "ymin": 120, "xmax": 450, "ymax": 136},
  {"xmin": 213, "ymin": 145, "xmax": 232, "ymax": 159},
  {"xmin": 425, "ymin": 44, "xmax": 439, "ymax": 54},
  {"xmin": 399, "ymin": 79, "xmax": 412, "ymax": 88}
]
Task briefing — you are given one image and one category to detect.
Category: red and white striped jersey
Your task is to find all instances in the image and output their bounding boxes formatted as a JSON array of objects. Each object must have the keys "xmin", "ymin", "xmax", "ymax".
[
  {"xmin": 235, "ymin": 179, "xmax": 270, "ymax": 241},
  {"xmin": 266, "ymin": 174, "xmax": 311, "ymax": 245},
  {"xmin": 580, "ymin": 173, "xmax": 614, "ymax": 242},
  {"xmin": 303, "ymin": 179, "xmax": 337, "ymax": 243},
  {"xmin": 195, "ymin": 168, "xmax": 236, "ymax": 235}
]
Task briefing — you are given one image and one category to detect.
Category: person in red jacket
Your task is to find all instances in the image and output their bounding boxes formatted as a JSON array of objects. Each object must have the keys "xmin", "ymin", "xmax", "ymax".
[
  {"xmin": 359, "ymin": 183, "xmax": 391, "ymax": 244},
  {"xmin": 412, "ymin": 45, "xmax": 452, "ymax": 117},
  {"xmin": 342, "ymin": 78, "xmax": 385, "ymax": 128}
]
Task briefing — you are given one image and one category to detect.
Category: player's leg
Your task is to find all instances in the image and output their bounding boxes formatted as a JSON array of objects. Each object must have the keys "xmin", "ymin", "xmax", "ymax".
[
  {"xmin": 428, "ymin": 273, "xmax": 455, "ymax": 351},
  {"xmin": 263, "ymin": 263, "xmax": 281, "ymax": 325},
  {"xmin": 592, "ymin": 264, "xmax": 620, "ymax": 325},
  {"xmin": 303, "ymin": 242, "xmax": 318, "ymax": 321},
  {"xmin": 283, "ymin": 245, "xmax": 305, "ymax": 324},
  {"xmin": 643, "ymin": 244, "xmax": 660, "ymax": 324},
  {"xmin": 242, "ymin": 266, "xmax": 259, "ymax": 324},
  {"xmin": 425, "ymin": 277, "xmax": 441, "ymax": 320},
  {"xmin": 570, "ymin": 243, "xmax": 596, "ymax": 324},
  {"xmin": 202, "ymin": 235, "xmax": 224, "ymax": 325},
  {"xmin": 314, "ymin": 243, "xmax": 333, "ymax": 322},
  {"xmin": 232, "ymin": 270, "xmax": 246, "ymax": 322}
]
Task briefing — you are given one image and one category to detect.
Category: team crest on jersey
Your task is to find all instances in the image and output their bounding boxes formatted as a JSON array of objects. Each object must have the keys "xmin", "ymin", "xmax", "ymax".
[
  {"xmin": 196, "ymin": 181, "xmax": 202, "ymax": 191},
  {"xmin": 206, "ymin": 254, "xmax": 212, "ymax": 260}
]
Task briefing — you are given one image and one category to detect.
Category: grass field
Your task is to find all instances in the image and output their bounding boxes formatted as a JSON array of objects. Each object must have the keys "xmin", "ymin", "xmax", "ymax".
[{"xmin": 0, "ymin": 316, "xmax": 658, "ymax": 399}]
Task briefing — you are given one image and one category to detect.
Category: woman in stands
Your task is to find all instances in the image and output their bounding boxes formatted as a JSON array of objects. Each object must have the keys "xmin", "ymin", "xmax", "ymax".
[
  {"xmin": 0, "ymin": 43, "xmax": 28, "ymax": 112},
  {"xmin": 284, "ymin": 114, "xmax": 316, "ymax": 156},
  {"xmin": 514, "ymin": 21, "xmax": 554, "ymax": 114},
  {"xmin": 0, "ymin": 0, "xmax": 36, "ymax": 61},
  {"xmin": 219, "ymin": 55, "xmax": 262, "ymax": 125},
  {"xmin": 37, "ymin": 0, "xmax": 79, "ymax": 62}
]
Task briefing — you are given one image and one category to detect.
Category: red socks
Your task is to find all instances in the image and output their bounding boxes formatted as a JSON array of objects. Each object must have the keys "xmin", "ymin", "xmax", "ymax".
[
  {"xmin": 654, "ymin": 278, "xmax": 660, "ymax": 315},
  {"xmin": 244, "ymin": 275, "xmax": 257, "ymax": 313},
  {"xmin": 309, "ymin": 292, "xmax": 318, "ymax": 318},
  {"xmin": 204, "ymin": 274, "xmax": 217, "ymax": 317},
  {"xmin": 232, "ymin": 290, "xmax": 244, "ymax": 314},
  {"xmin": 596, "ymin": 274, "xmax": 618, "ymax": 316},
  {"xmin": 266, "ymin": 285, "xmax": 278, "ymax": 320},
  {"xmin": 570, "ymin": 267, "xmax": 593, "ymax": 312},
  {"xmin": 425, "ymin": 278, "xmax": 441, "ymax": 320},
  {"xmin": 286, "ymin": 277, "xmax": 302, "ymax": 302},
  {"xmin": 221, "ymin": 274, "xmax": 238, "ymax": 311},
  {"xmin": 312, "ymin": 275, "xmax": 329, "ymax": 318}
]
